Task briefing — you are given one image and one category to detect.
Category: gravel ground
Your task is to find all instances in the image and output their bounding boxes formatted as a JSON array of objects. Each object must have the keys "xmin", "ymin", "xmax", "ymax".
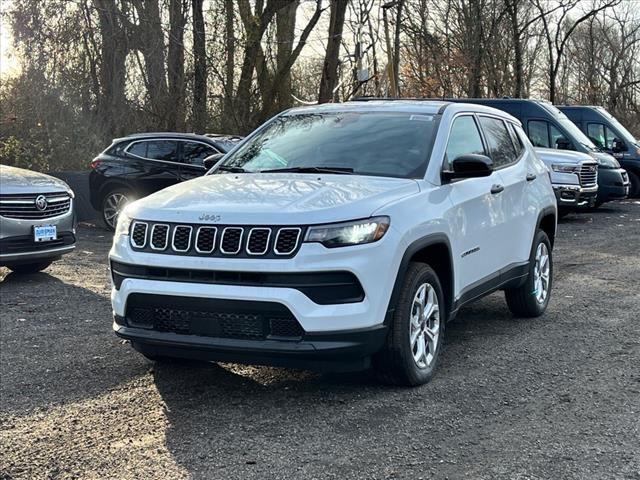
[{"xmin": 1, "ymin": 201, "xmax": 639, "ymax": 480}]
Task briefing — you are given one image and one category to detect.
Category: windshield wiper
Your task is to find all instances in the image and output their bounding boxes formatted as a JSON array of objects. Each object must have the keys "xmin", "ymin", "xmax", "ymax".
[
  {"xmin": 259, "ymin": 166, "xmax": 355, "ymax": 175},
  {"xmin": 216, "ymin": 165, "xmax": 247, "ymax": 173}
]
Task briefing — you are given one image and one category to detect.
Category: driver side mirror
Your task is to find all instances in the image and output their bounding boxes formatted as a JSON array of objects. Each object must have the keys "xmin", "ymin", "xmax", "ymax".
[
  {"xmin": 555, "ymin": 137, "xmax": 571, "ymax": 150},
  {"xmin": 203, "ymin": 153, "xmax": 225, "ymax": 170},
  {"xmin": 442, "ymin": 154, "xmax": 493, "ymax": 181},
  {"xmin": 612, "ymin": 138, "xmax": 626, "ymax": 153}
]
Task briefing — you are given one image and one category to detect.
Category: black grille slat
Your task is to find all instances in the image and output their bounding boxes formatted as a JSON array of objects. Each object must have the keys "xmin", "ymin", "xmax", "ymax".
[
  {"xmin": 221, "ymin": 228, "xmax": 243, "ymax": 254},
  {"xmin": 275, "ymin": 228, "xmax": 301, "ymax": 255},
  {"xmin": 172, "ymin": 226, "xmax": 192, "ymax": 252},
  {"xmin": 131, "ymin": 223, "xmax": 147, "ymax": 248},
  {"xmin": 196, "ymin": 227, "xmax": 216, "ymax": 253},
  {"xmin": 269, "ymin": 317, "xmax": 304, "ymax": 338},
  {"xmin": 151, "ymin": 225, "xmax": 169, "ymax": 250},
  {"xmin": 246, "ymin": 228, "xmax": 270, "ymax": 255}
]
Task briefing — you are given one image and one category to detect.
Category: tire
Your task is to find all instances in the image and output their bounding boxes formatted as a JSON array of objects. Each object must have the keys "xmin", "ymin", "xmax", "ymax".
[
  {"xmin": 504, "ymin": 230, "xmax": 553, "ymax": 318},
  {"xmin": 374, "ymin": 262, "xmax": 445, "ymax": 386},
  {"xmin": 102, "ymin": 189, "xmax": 134, "ymax": 231},
  {"xmin": 628, "ymin": 171, "xmax": 640, "ymax": 198},
  {"xmin": 7, "ymin": 260, "xmax": 53, "ymax": 274}
]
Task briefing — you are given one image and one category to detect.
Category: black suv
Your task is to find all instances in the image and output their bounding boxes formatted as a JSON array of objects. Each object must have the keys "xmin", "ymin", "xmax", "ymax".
[{"xmin": 89, "ymin": 133, "xmax": 241, "ymax": 229}]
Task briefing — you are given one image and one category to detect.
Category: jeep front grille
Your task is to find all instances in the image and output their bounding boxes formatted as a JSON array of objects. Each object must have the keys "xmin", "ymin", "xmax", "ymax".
[
  {"xmin": 0, "ymin": 192, "xmax": 71, "ymax": 219},
  {"xmin": 579, "ymin": 163, "xmax": 598, "ymax": 187},
  {"xmin": 129, "ymin": 222, "xmax": 304, "ymax": 258}
]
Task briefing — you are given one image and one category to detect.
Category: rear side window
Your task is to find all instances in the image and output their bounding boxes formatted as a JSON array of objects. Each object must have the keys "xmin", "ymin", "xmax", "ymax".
[
  {"xmin": 507, "ymin": 123, "xmax": 524, "ymax": 156},
  {"xmin": 445, "ymin": 116, "xmax": 485, "ymax": 169},
  {"xmin": 147, "ymin": 141, "xmax": 178, "ymax": 161},
  {"xmin": 479, "ymin": 116, "xmax": 517, "ymax": 168},
  {"xmin": 127, "ymin": 141, "xmax": 147, "ymax": 158},
  {"xmin": 528, "ymin": 120, "xmax": 549, "ymax": 147},
  {"xmin": 182, "ymin": 142, "xmax": 218, "ymax": 166}
]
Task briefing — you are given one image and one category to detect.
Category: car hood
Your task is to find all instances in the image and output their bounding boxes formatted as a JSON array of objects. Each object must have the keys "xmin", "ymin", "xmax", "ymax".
[
  {"xmin": 590, "ymin": 151, "xmax": 621, "ymax": 168},
  {"xmin": 126, "ymin": 173, "xmax": 420, "ymax": 224},
  {"xmin": 0, "ymin": 164, "xmax": 71, "ymax": 194},
  {"xmin": 535, "ymin": 148, "xmax": 594, "ymax": 165}
]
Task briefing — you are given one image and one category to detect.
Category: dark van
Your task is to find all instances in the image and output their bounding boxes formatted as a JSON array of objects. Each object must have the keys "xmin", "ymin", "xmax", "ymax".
[
  {"xmin": 558, "ymin": 106, "xmax": 640, "ymax": 197},
  {"xmin": 447, "ymin": 99, "xmax": 630, "ymax": 206}
]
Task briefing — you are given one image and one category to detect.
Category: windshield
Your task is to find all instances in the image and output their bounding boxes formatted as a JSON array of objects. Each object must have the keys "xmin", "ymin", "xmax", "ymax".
[
  {"xmin": 557, "ymin": 115, "xmax": 599, "ymax": 151},
  {"xmin": 217, "ymin": 111, "xmax": 438, "ymax": 178},
  {"xmin": 598, "ymin": 109, "xmax": 639, "ymax": 145}
]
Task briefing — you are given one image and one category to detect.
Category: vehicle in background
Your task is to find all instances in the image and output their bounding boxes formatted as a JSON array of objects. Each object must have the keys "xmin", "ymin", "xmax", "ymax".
[
  {"xmin": 558, "ymin": 105, "xmax": 640, "ymax": 198},
  {"xmin": 535, "ymin": 148, "xmax": 598, "ymax": 216},
  {"xmin": 443, "ymin": 98, "xmax": 630, "ymax": 207},
  {"xmin": 89, "ymin": 133, "xmax": 242, "ymax": 230},
  {"xmin": 0, "ymin": 165, "xmax": 76, "ymax": 273}
]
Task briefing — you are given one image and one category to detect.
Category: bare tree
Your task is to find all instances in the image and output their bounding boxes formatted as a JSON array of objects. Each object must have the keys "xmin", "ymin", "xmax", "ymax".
[
  {"xmin": 192, "ymin": 0, "xmax": 207, "ymax": 133},
  {"xmin": 319, "ymin": 0, "xmax": 349, "ymax": 103}
]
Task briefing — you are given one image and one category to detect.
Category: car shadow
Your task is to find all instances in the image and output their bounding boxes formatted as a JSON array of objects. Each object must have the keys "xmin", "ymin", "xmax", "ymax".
[{"xmin": 153, "ymin": 292, "xmax": 523, "ymax": 477}]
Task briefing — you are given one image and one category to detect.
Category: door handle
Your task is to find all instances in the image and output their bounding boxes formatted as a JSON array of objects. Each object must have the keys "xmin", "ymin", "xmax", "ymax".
[
  {"xmin": 490, "ymin": 184, "xmax": 504, "ymax": 194},
  {"xmin": 526, "ymin": 173, "xmax": 537, "ymax": 181}
]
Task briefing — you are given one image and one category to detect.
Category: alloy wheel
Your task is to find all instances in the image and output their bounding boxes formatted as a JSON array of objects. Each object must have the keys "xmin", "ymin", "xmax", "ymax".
[
  {"xmin": 104, "ymin": 192, "xmax": 129, "ymax": 229},
  {"xmin": 409, "ymin": 282, "xmax": 441, "ymax": 369},
  {"xmin": 533, "ymin": 242, "xmax": 550, "ymax": 303}
]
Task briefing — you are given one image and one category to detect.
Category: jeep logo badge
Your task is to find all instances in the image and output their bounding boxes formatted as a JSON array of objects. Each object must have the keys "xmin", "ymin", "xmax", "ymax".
[{"xmin": 35, "ymin": 195, "xmax": 48, "ymax": 211}]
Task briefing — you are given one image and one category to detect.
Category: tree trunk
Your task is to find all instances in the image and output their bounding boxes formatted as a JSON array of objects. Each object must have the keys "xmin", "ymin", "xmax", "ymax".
[
  {"xmin": 275, "ymin": 1, "xmax": 299, "ymax": 111},
  {"xmin": 94, "ymin": 0, "xmax": 128, "ymax": 136},
  {"xmin": 222, "ymin": 0, "xmax": 236, "ymax": 131},
  {"xmin": 393, "ymin": 0, "xmax": 405, "ymax": 96},
  {"xmin": 167, "ymin": 0, "xmax": 187, "ymax": 130},
  {"xmin": 192, "ymin": 0, "xmax": 207, "ymax": 133},
  {"xmin": 318, "ymin": 0, "xmax": 348, "ymax": 103}
]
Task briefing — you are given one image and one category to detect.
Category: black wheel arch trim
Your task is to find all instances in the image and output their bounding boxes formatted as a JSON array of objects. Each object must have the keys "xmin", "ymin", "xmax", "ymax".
[
  {"xmin": 535, "ymin": 205, "xmax": 557, "ymax": 247},
  {"xmin": 384, "ymin": 233, "xmax": 454, "ymax": 325}
]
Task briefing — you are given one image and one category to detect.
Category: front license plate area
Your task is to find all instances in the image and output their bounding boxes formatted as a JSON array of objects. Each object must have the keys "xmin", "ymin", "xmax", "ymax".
[{"xmin": 34, "ymin": 225, "xmax": 57, "ymax": 242}]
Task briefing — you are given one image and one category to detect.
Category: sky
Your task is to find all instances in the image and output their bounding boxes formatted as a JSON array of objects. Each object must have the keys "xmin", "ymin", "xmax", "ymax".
[{"xmin": 0, "ymin": 1, "xmax": 19, "ymax": 78}]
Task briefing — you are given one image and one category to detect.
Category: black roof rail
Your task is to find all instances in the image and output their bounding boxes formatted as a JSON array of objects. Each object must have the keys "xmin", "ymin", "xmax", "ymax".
[{"xmin": 348, "ymin": 96, "xmax": 451, "ymax": 113}]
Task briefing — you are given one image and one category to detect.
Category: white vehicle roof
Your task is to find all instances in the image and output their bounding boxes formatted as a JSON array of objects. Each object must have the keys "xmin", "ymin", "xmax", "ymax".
[{"xmin": 284, "ymin": 100, "xmax": 521, "ymax": 125}]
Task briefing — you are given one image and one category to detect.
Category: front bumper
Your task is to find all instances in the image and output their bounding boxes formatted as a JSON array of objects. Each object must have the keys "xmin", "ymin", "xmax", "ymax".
[
  {"xmin": 0, "ymin": 205, "xmax": 76, "ymax": 266},
  {"xmin": 553, "ymin": 184, "xmax": 598, "ymax": 209},
  {"xmin": 109, "ymin": 228, "xmax": 403, "ymax": 369},
  {"xmin": 115, "ymin": 321, "xmax": 388, "ymax": 371},
  {"xmin": 597, "ymin": 168, "xmax": 630, "ymax": 203}
]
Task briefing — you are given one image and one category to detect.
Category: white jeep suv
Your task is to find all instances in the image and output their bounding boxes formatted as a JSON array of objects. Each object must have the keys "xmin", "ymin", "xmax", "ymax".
[{"xmin": 109, "ymin": 100, "xmax": 557, "ymax": 386}]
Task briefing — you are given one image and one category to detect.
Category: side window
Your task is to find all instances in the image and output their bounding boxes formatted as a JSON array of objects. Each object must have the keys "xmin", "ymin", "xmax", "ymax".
[
  {"xmin": 182, "ymin": 142, "xmax": 218, "ymax": 166},
  {"xmin": 445, "ymin": 115, "xmax": 485, "ymax": 169},
  {"xmin": 479, "ymin": 116, "xmax": 517, "ymax": 168},
  {"xmin": 127, "ymin": 141, "xmax": 147, "ymax": 158},
  {"xmin": 507, "ymin": 123, "xmax": 524, "ymax": 157},
  {"xmin": 528, "ymin": 120, "xmax": 549, "ymax": 148},
  {"xmin": 587, "ymin": 123, "xmax": 606, "ymax": 149},
  {"xmin": 146, "ymin": 141, "xmax": 178, "ymax": 162},
  {"xmin": 549, "ymin": 124, "xmax": 567, "ymax": 149}
]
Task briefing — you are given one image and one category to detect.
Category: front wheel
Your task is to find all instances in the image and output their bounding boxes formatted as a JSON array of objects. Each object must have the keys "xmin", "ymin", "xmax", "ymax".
[
  {"xmin": 374, "ymin": 262, "xmax": 445, "ymax": 386},
  {"xmin": 7, "ymin": 260, "xmax": 53, "ymax": 274},
  {"xmin": 504, "ymin": 230, "xmax": 553, "ymax": 317}
]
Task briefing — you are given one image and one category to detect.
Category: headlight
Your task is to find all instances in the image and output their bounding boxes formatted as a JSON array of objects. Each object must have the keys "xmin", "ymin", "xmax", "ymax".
[
  {"xmin": 551, "ymin": 163, "xmax": 579, "ymax": 173},
  {"xmin": 114, "ymin": 211, "xmax": 132, "ymax": 239},
  {"xmin": 593, "ymin": 155, "xmax": 620, "ymax": 168},
  {"xmin": 304, "ymin": 216, "xmax": 390, "ymax": 248}
]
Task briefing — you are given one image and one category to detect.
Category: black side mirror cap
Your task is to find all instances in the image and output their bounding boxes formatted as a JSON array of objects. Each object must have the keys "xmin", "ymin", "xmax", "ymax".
[
  {"xmin": 555, "ymin": 137, "xmax": 572, "ymax": 150},
  {"xmin": 612, "ymin": 138, "xmax": 626, "ymax": 152},
  {"xmin": 203, "ymin": 153, "xmax": 225, "ymax": 170},
  {"xmin": 442, "ymin": 154, "xmax": 493, "ymax": 181}
]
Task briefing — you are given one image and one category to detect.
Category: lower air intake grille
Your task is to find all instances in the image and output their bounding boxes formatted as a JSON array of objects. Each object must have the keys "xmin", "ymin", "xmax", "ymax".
[{"xmin": 125, "ymin": 294, "xmax": 304, "ymax": 341}]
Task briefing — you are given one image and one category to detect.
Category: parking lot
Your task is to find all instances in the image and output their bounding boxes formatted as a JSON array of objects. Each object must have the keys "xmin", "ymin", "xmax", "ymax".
[{"xmin": 0, "ymin": 201, "xmax": 639, "ymax": 479}]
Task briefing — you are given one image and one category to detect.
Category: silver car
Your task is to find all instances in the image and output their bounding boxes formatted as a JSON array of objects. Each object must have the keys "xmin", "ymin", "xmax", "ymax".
[{"xmin": 0, "ymin": 164, "xmax": 76, "ymax": 273}]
